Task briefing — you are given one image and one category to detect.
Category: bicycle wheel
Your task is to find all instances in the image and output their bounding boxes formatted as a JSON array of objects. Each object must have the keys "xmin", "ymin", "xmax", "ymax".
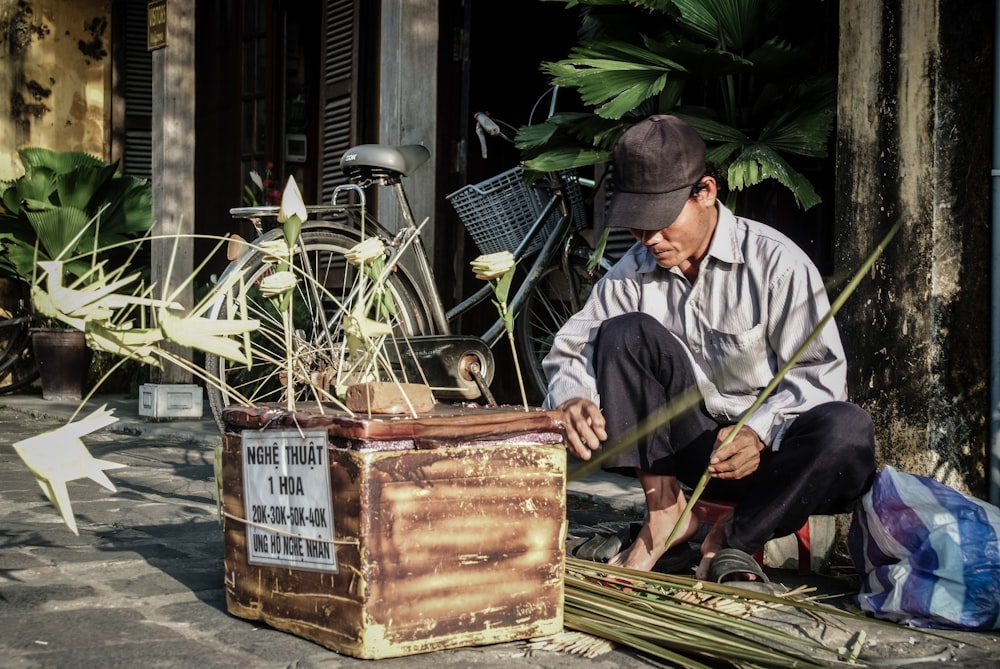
[
  {"xmin": 0, "ymin": 278, "xmax": 39, "ymax": 395},
  {"xmin": 204, "ymin": 225, "xmax": 433, "ymax": 428},
  {"xmin": 516, "ymin": 251, "xmax": 603, "ymax": 405}
]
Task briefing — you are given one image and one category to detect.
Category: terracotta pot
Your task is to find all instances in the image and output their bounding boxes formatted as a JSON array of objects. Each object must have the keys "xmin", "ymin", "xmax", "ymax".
[{"xmin": 30, "ymin": 328, "xmax": 91, "ymax": 400}]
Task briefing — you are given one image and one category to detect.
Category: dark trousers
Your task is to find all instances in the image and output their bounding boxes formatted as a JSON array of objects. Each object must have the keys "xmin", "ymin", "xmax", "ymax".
[{"xmin": 594, "ymin": 312, "xmax": 876, "ymax": 555}]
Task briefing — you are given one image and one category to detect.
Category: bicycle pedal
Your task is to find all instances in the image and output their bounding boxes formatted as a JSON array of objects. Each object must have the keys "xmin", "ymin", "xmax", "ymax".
[{"xmin": 386, "ymin": 335, "xmax": 494, "ymax": 401}]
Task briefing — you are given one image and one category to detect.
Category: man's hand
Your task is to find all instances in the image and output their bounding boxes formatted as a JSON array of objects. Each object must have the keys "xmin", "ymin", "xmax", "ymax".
[
  {"xmin": 556, "ymin": 398, "xmax": 607, "ymax": 460},
  {"xmin": 707, "ymin": 425, "xmax": 765, "ymax": 479}
]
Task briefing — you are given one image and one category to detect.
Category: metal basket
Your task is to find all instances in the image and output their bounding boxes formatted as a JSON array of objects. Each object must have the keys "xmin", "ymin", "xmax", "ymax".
[{"xmin": 447, "ymin": 167, "xmax": 588, "ymax": 256}]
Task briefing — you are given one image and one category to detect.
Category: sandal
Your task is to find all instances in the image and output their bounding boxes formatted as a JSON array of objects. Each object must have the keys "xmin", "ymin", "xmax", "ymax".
[
  {"xmin": 706, "ymin": 548, "xmax": 781, "ymax": 594},
  {"xmin": 568, "ymin": 521, "xmax": 699, "ymax": 573},
  {"xmin": 568, "ymin": 522, "xmax": 638, "ymax": 562}
]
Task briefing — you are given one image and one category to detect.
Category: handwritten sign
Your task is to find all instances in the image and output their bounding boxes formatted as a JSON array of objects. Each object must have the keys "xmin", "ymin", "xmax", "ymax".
[{"xmin": 242, "ymin": 429, "xmax": 337, "ymax": 573}]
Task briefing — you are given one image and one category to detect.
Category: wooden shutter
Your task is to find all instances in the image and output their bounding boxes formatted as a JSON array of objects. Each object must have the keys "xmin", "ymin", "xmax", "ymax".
[
  {"xmin": 319, "ymin": 0, "xmax": 360, "ymax": 203},
  {"xmin": 121, "ymin": 0, "xmax": 153, "ymax": 179}
]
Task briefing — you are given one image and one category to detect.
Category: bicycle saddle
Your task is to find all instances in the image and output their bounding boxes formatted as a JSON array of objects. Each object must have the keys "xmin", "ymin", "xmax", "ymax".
[{"xmin": 340, "ymin": 144, "xmax": 430, "ymax": 180}]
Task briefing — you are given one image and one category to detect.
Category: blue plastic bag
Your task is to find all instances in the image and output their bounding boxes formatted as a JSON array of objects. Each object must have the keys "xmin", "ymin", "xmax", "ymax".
[{"xmin": 848, "ymin": 465, "xmax": 1000, "ymax": 630}]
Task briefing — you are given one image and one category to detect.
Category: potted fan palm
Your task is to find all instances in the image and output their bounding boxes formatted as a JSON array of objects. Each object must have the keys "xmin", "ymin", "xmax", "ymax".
[{"xmin": 0, "ymin": 148, "xmax": 152, "ymax": 399}]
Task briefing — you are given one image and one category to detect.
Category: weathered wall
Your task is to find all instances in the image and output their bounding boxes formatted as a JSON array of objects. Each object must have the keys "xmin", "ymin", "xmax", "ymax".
[
  {"xmin": 0, "ymin": 0, "xmax": 111, "ymax": 179},
  {"xmin": 836, "ymin": 0, "xmax": 993, "ymax": 496}
]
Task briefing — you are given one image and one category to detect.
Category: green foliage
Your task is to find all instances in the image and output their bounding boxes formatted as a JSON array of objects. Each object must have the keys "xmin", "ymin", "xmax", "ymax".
[
  {"xmin": 0, "ymin": 148, "xmax": 152, "ymax": 283},
  {"xmin": 525, "ymin": 0, "xmax": 836, "ymax": 212}
]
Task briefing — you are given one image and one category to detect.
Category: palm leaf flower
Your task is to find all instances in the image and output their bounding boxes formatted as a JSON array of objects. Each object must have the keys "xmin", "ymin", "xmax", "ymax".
[
  {"xmin": 267, "ymin": 175, "xmax": 306, "ymax": 411},
  {"xmin": 32, "ymin": 260, "xmax": 181, "ymax": 331},
  {"xmin": 31, "ymin": 259, "xmax": 259, "ymax": 368},
  {"xmin": 470, "ymin": 251, "xmax": 528, "ymax": 410},
  {"xmin": 12, "ymin": 405, "xmax": 126, "ymax": 536},
  {"xmin": 15, "ymin": 251, "xmax": 262, "ymax": 533},
  {"xmin": 345, "ymin": 235, "xmax": 396, "ymax": 321},
  {"xmin": 341, "ymin": 237, "xmax": 395, "ymax": 391}
]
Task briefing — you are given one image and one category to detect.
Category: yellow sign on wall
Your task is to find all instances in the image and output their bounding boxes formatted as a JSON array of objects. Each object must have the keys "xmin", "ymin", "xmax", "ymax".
[{"xmin": 148, "ymin": 0, "xmax": 167, "ymax": 51}]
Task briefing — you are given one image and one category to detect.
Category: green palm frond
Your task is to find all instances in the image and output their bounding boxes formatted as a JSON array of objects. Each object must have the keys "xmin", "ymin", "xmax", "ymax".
[
  {"xmin": 58, "ymin": 162, "xmax": 118, "ymax": 211},
  {"xmin": 18, "ymin": 147, "xmax": 105, "ymax": 171},
  {"xmin": 671, "ymin": 0, "xmax": 769, "ymax": 49},
  {"xmin": 759, "ymin": 106, "xmax": 836, "ymax": 157},
  {"xmin": 23, "ymin": 205, "xmax": 92, "ymax": 261},
  {"xmin": 534, "ymin": 0, "xmax": 836, "ymax": 213},
  {"xmin": 523, "ymin": 147, "xmax": 613, "ymax": 173},
  {"xmin": 517, "ymin": 113, "xmax": 623, "ymax": 172},
  {"xmin": 564, "ymin": 557, "xmax": 877, "ymax": 668},
  {"xmin": 0, "ymin": 148, "xmax": 151, "ymax": 283},
  {"xmin": 727, "ymin": 144, "xmax": 821, "ymax": 210}
]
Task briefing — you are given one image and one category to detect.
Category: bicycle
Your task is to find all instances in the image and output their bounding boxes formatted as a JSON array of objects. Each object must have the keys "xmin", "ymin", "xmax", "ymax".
[
  {"xmin": 0, "ymin": 278, "xmax": 40, "ymax": 395},
  {"xmin": 204, "ymin": 100, "xmax": 612, "ymax": 426}
]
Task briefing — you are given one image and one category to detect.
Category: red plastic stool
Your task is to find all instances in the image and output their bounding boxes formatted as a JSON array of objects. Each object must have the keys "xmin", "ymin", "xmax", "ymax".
[{"xmin": 690, "ymin": 497, "xmax": 813, "ymax": 575}]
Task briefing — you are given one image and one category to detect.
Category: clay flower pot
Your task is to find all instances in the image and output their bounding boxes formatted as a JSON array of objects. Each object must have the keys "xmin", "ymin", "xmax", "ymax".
[{"xmin": 30, "ymin": 328, "xmax": 91, "ymax": 400}]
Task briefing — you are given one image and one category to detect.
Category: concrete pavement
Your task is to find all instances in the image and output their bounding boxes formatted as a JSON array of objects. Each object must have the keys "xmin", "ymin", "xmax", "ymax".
[{"xmin": 2, "ymin": 393, "xmax": 999, "ymax": 668}]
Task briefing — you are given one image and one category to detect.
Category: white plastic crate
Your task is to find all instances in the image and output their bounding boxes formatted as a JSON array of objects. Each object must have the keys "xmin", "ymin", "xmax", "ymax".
[{"xmin": 138, "ymin": 384, "xmax": 204, "ymax": 419}]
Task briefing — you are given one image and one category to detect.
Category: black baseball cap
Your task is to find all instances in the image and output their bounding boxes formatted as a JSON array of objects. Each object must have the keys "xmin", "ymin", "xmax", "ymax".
[{"xmin": 607, "ymin": 115, "xmax": 706, "ymax": 231}]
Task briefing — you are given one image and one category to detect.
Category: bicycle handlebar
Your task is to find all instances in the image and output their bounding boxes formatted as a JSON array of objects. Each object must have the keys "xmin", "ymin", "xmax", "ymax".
[{"xmin": 474, "ymin": 111, "xmax": 516, "ymax": 160}]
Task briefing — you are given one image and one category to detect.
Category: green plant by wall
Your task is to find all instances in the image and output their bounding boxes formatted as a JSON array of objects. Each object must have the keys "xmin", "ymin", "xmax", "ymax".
[
  {"xmin": 521, "ymin": 0, "xmax": 836, "ymax": 214},
  {"xmin": 0, "ymin": 148, "xmax": 152, "ymax": 284}
]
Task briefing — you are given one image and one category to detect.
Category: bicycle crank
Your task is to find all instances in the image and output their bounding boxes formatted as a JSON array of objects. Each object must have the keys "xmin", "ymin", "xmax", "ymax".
[{"xmin": 386, "ymin": 335, "xmax": 495, "ymax": 403}]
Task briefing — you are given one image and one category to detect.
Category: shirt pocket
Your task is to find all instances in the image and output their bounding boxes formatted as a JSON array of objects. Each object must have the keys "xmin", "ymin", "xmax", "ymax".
[{"xmin": 704, "ymin": 323, "xmax": 773, "ymax": 395}]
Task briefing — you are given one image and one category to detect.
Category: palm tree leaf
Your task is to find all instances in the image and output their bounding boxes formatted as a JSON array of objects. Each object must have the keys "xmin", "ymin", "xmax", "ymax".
[
  {"xmin": 58, "ymin": 162, "xmax": 119, "ymax": 211},
  {"xmin": 727, "ymin": 144, "xmax": 821, "ymax": 210},
  {"xmin": 516, "ymin": 114, "xmax": 625, "ymax": 171},
  {"xmin": 640, "ymin": 33, "xmax": 754, "ymax": 77},
  {"xmin": 118, "ymin": 177, "xmax": 153, "ymax": 233},
  {"xmin": 673, "ymin": 112, "xmax": 751, "ymax": 143},
  {"xmin": 594, "ymin": 72, "xmax": 670, "ymax": 117},
  {"xmin": 704, "ymin": 141, "xmax": 743, "ymax": 169},
  {"xmin": 13, "ymin": 167, "xmax": 59, "ymax": 203},
  {"xmin": 746, "ymin": 37, "xmax": 810, "ymax": 77},
  {"xmin": 522, "ymin": 147, "xmax": 613, "ymax": 172},
  {"xmin": 18, "ymin": 147, "xmax": 104, "ymax": 171},
  {"xmin": 671, "ymin": 0, "xmax": 768, "ymax": 50},
  {"xmin": 758, "ymin": 106, "xmax": 835, "ymax": 157},
  {"xmin": 535, "ymin": 0, "xmax": 835, "ymax": 213},
  {"xmin": 567, "ymin": 38, "xmax": 690, "ymax": 69},
  {"xmin": 24, "ymin": 205, "xmax": 92, "ymax": 261}
]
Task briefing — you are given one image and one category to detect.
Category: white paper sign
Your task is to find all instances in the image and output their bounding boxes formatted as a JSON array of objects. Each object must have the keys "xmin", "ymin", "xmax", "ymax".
[{"xmin": 241, "ymin": 429, "xmax": 337, "ymax": 573}]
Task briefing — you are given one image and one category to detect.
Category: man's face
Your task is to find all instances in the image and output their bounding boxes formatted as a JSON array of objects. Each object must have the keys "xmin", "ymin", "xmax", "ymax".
[{"xmin": 629, "ymin": 182, "xmax": 716, "ymax": 270}]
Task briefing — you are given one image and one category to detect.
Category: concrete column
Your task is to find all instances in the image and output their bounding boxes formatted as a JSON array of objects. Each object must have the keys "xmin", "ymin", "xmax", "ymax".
[
  {"xmin": 836, "ymin": 0, "xmax": 993, "ymax": 496},
  {"xmin": 378, "ymin": 0, "xmax": 439, "ymax": 259},
  {"xmin": 150, "ymin": 0, "xmax": 196, "ymax": 383}
]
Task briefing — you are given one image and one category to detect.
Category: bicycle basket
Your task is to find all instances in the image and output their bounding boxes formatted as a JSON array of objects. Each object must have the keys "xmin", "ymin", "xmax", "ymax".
[{"xmin": 447, "ymin": 166, "xmax": 559, "ymax": 256}]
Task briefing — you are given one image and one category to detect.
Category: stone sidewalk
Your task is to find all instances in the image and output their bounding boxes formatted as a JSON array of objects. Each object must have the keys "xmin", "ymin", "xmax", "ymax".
[{"xmin": 2, "ymin": 394, "xmax": 999, "ymax": 668}]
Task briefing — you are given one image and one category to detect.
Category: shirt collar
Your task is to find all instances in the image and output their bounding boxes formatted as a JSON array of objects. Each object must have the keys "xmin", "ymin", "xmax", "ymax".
[
  {"xmin": 707, "ymin": 202, "xmax": 743, "ymax": 266},
  {"xmin": 636, "ymin": 201, "xmax": 744, "ymax": 274}
]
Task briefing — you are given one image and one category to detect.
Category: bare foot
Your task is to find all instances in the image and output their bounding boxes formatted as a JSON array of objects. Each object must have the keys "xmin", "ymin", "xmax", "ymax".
[
  {"xmin": 607, "ymin": 510, "xmax": 699, "ymax": 571},
  {"xmin": 694, "ymin": 519, "xmax": 728, "ymax": 580},
  {"xmin": 694, "ymin": 511, "xmax": 764, "ymax": 583}
]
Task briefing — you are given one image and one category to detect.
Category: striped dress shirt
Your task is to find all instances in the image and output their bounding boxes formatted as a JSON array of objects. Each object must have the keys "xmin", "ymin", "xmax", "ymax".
[{"xmin": 542, "ymin": 202, "xmax": 848, "ymax": 451}]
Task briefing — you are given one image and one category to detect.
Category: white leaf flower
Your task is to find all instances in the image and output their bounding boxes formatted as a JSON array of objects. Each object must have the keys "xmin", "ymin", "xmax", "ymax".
[
  {"xmin": 470, "ymin": 250, "xmax": 516, "ymax": 280},
  {"xmin": 277, "ymin": 175, "xmax": 307, "ymax": 223},
  {"xmin": 258, "ymin": 270, "xmax": 297, "ymax": 298},
  {"xmin": 345, "ymin": 237, "xmax": 386, "ymax": 267},
  {"xmin": 257, "ymin": 239, "xmax": 291, "ymax": 264}
]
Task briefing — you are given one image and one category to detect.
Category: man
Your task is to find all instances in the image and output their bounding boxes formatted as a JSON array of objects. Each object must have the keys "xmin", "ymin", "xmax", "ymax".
[{"xmin": 544, "ymin": 115, "xmax": 876, "ymax": 582}]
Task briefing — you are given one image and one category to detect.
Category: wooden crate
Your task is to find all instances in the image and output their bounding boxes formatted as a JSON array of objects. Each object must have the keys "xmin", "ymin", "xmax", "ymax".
[{"xmin": 219, "ymin": 404, "xmax": 567, "ymax": 659}]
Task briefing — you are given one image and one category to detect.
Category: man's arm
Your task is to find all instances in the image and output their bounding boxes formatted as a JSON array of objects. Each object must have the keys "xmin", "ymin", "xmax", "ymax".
[{"xmin": 542, "ymin": 253, "xmax": 642, "ymax": 410}]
